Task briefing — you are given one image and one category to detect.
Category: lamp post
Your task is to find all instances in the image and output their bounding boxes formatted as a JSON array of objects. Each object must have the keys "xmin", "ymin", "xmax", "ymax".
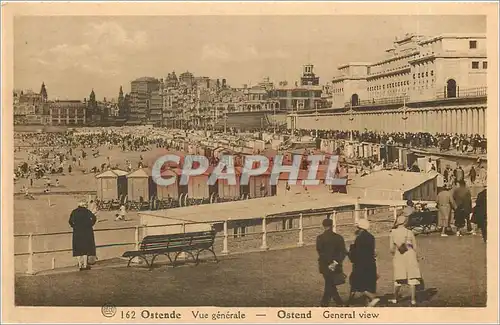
[
  {"xmin": 273, "ymin": 102, "xmax": 276, "ymax": 135},
  {"xmin": 402, "ymin": 93, "xmax": 408, "ymax": 140},
  {"xmin": 224, "ymin": 109, "xmax": 228, "ymax": 133},
  {"xmin": 315, "ymin": 101, "xmax": 319, "ymax": 138},
  {"xmin": 348, "ymin": 103, "xmax": 354, "ymax": 141}
]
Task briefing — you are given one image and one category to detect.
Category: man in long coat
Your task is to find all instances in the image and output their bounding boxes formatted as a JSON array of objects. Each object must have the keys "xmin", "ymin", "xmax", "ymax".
[
  {"xmin": 69, "ymin": 201, "xmax": 97, "ymax": 271},
  {"xmin": 454, "ymin": 166, "xmax": 465, "ymax": 184},
  {"xmin": 452, "ymin": 180, "xmax": 473, "ymax": 235},
  {"xmin": 472, "ymin": 188, "xmax": 487, "ymax": 243},
  {"xmin": 469, "ymin": 166, "xmax": 477, "ymax": 184},
  {"xmin": 436, "ymin": 186, "xmax": 457, "ymax": 236},
  {"xmin": 316, "ymin": 218, "xmax": 347, "ymax": 307}
]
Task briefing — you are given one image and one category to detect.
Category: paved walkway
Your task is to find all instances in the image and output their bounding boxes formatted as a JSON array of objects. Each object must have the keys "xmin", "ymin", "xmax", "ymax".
[{"xmin": 15, "ymin": 234, "xmax": 486, "ymax": 307}]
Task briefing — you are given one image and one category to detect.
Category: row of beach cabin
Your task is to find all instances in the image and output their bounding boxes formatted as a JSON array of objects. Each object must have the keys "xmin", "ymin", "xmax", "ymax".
[{"xmin": 96, "ymin": 152, "xmax": 347, "ymax": 210}]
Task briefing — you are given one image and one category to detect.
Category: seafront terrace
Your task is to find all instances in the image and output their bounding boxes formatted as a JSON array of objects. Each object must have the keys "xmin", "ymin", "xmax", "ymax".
[{"xmin": 15, "ymin": 191, "xmax": 416, "ymax": 275}]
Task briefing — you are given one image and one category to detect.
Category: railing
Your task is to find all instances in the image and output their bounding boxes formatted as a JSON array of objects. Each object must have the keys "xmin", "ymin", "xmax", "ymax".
[
  {"xmin": 14, "ymin": 205, "xmax": 404, "ymax": 275},
  {"xmin": 356, "ymin": 96, "xmax": 409, "ymax": 107},
  {"xmin": 435, "ymin": 87, "xmax": 487, "ymax": 100}
]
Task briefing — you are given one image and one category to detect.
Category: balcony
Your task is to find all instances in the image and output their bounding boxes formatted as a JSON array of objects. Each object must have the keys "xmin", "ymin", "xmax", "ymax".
[
  {"xmin": 367, "ymin": 64, "xmax": 411, "ymax": 79},
  {"xmin": 435, "ymin": 86, "xmax": 487, "ymax": 100},
  {"xmin": 345, "ymin": 95, "xmax": 409, "ymax": 108}
]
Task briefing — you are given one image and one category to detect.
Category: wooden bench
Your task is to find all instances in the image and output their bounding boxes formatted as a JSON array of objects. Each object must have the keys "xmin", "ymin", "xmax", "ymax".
[{"xmin": 122, "ymin": 230, "xmax": 218, "ymax": 270}]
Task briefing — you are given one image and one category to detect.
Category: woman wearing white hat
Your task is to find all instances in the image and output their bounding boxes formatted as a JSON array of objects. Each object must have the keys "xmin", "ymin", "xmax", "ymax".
[
  {"xmin": 389, "ymin": 213, "xmax": 422, "ymax": 306},
  {"xmin": 347, "ymin": 218, "xmax": 380, "ymax": 307}
]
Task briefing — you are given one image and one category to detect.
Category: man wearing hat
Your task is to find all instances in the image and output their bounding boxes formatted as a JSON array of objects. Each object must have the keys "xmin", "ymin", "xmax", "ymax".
[
  {"xmin": 403, "ymin": 200, "xmax": 415, "ymax": 217},
  {"xmin": 69, "ymin": 201, "xmax": 97, "ymax": 271},
  {"xmin": 452, "ymin": 180, "xmax": 473, "ymax": 236},
  {"xmin": 316, "ymin": 218, "xmax": 347, "ymax": 307}
]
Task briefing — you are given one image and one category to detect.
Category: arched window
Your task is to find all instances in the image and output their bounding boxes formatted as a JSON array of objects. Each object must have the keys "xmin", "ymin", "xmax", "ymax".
[
  {"xmin": 351, "ymin": 94, "xmax": 359, "ymax": 107},
  {"xmin": 446, "ymin": 79, "xmax": 457, "ymax": 98}
]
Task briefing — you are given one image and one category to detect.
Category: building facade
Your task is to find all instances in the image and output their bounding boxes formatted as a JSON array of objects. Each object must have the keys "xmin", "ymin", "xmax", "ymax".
[
  {"xmin": 179, "ymin": 71, "xmax": 195, "ymax": 88},
  {"xmin": 149, "ymin": 90, "xmax": 164, "ymax": 126},
  {"xmin": 49, "ymin": 100, "xmax": 86, "ymax": 125},
  {"xmin": 13, "ymin": 83, "xmax": 50, "ymax": 125},
  {"xmin": 269, "ymin": 85, "xmax": 324, "ymax": 112},
  {"xmin": 289, "ymin": 34, "xmax": 487, "ymax": 136},
  {"xmin": 130, "ymin": 77, "xmax": 161, "ymax": 122},
  {"xmin": 331, "ymin": 33, "xmax": 487, "ymax": 108},
  {"xmin": 268, "ymin": 65, "xmax": 327, "ymax": 112}
]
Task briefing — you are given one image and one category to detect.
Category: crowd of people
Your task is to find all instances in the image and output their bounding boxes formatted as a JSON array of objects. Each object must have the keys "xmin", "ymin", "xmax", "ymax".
[
  {"xmin": 435, "ymin": 180, "xmax": 487, "ymax": 240},
  {"xmin": 16, "ymin": 125, "xmax": 486, "ymax": 306},
  {"xmin": 317, "ymin": 187, "xmax": 487, "ymax": 307},
  {"xmin": 290, "ymin": 129, "xmax": 487, "ymax": 154},
  {"xmin": 14, "ymin": 129, "xmax": 185, "ymax": 185}
]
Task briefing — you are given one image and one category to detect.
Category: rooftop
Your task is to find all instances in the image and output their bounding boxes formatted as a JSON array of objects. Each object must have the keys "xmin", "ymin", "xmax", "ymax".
[
  {"xmin": 139, "ymin": 191, "xmax": 434, "ymax": 224},
  {"xmin": 349, "ymin": 170, "xmax": 437, "ymax": 192},
  {"xmin": 274, "ymin": 85, "xmax": 323, "ymax": 91},
  {"xmin": 132, "ymin": 77, "xmax": 159, "ymax": 83}
]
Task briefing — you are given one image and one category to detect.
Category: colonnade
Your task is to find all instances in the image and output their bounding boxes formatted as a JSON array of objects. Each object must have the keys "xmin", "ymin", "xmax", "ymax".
[{"xmin": 292, "ymin": 105, "xmax": 487, "ymax": 136}]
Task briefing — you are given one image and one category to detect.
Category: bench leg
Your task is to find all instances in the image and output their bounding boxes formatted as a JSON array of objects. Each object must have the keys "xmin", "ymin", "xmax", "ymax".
[
  {"xmin": 173, "ymin": 251, "xmax": 182, "ymax": 267},
  {"xmin": 195, "ymin": 248, "xmax": 218, "ymax": 265},
  {"xmin": 195, "ymin": 250, "xmax": 201, "ymax": 265},
  {"xmin": 173, "ymin": 251, "xmax": 196, "ymax": 266},
  {"xmin": 150, "ymin": 254, "xmax": 160, "ymax": 270},
  {"xmin": 127, "ymin": 255, "xmax": 150, "ymax": 268},
  {"xmin": 185, "ymin": 251, "xmax": 196, "ymax": 264},
  {"xmin": 208, "ymin": 248, "xmax": 219, "ymax": 263},
  {"xmin": 166, "ymin": 253, "xmax": 173, "ymax": 265}
]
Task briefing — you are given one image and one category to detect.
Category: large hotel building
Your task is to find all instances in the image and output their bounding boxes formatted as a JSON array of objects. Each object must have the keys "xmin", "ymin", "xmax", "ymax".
[{"xmin": 291, "ymin": 33, "xmax": 487, "ymax": 136}]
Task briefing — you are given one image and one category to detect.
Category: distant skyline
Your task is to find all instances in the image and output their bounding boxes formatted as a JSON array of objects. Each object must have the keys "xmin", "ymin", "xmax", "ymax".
[{"xmin": 14, "ymin": 15, "xmax": 486, "ymax": 100}]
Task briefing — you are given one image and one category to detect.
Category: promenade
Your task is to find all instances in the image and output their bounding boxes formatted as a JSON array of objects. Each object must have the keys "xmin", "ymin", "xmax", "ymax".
[{"xmin": 16, "ymin": 234, "xmax": 486, "ymax": 307}]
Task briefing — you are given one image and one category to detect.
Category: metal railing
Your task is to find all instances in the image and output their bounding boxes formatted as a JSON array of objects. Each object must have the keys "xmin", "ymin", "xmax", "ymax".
[
  {"xmin": 14, "ymin": 206, "xmax": 404, "ymax": 275},
  {"xmin": 357, "ymin": 96, "xmax": 409, "ymax": 107},
  {"xmin": 435, "ymin": 86, "xmax": 487, "ymax": 100}
]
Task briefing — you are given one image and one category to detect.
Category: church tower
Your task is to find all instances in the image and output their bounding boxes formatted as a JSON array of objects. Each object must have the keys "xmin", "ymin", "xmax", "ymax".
[
  {"xmin": 40, "ymin": 82, "xmax": 48, "ymax": 102},
  {"xmin": 118, "ymin": 86, "xmax": 125, "ymax": 117},
  {"xmin": 87, "ymin": 89, "xmax": 97, "ymax": 120}
]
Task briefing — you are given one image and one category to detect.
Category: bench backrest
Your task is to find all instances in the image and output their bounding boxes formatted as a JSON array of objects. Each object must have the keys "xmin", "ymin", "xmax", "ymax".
[{"xmin": 140, "ymin": 230, "xmax": 216, "ymax": 251}]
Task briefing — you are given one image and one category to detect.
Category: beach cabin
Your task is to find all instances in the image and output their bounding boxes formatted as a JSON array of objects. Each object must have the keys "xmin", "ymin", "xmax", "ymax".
[
  {"xmin": 95, "ymin": 169, "xmax": 129, "ymax": 207},
  {"xmin": 416, "ymin": 156, "xmax": 440, "ymax": 173},
  {"xmin": 126, "ymin": 168, "xmax": 158, "ymax": 209},
  {"xmin": 248, "ymin": 166, "xmax": 276, "ymax": 198},
  {"xmin": 156, "ymin": 168, "xmax": 181, "ymax": 206},
  {"xmin": 213, "ymin": 147, "xmax": 234, "ymax": 160},
  {"xmin": 348, "ymin": 170, "xmax": 438, "ymax": 201},
  {"xmin": 184, "ymin": 166, "xmax": 218, "ymax": 205},
  {"xmin": 217, "ymin": 167, "xmax": 242, "ymax": 201}
]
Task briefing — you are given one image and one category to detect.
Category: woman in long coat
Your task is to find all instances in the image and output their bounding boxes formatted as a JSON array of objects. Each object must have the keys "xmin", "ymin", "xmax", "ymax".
[
  {"xmin": 347, "ymin": 219, "xmax": 380, "ymax": 307},
  {"xmin": 69, "ymin": 201, "xmax": 97, "ymax": 271},
  {"xmin": 435, "ymin": 185, "xmax": 457, "ymax": 236},
  {"xmin": 390, "ymin": 214, "xmax": 422, "ymax": 306}
]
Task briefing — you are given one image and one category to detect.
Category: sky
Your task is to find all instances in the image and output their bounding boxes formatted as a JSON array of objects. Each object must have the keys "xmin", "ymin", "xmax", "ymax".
[{"xmin": 14, "ymin": 15, "xmax": 486, "ymax": 100}]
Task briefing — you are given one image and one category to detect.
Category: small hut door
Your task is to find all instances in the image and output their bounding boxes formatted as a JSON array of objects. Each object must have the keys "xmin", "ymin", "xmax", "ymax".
[{"xmin": 148, "ymin": 177, "xmax": 158, "ymax": 199}]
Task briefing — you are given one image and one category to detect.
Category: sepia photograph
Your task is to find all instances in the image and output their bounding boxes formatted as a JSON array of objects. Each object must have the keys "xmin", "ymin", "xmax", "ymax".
[{"xmin": 2, "ymin": 2, "xmax": 498, "ymax": 324}]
